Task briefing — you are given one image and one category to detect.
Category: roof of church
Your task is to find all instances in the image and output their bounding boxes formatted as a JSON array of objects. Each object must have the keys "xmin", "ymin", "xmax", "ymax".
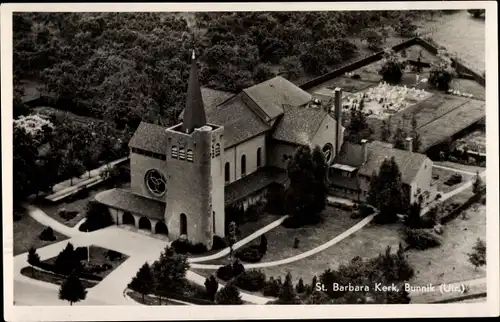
[
  {"xmin": 225, "ymin": 166, "xmax": 288, "ymax": 206},
  {"xmin": 272, "ymin": 103, "xmax": 330, "ymax": 146},
  {"xmin": 95, "ymin": 188, "xmax": 166, "ymax": 220},
  {"xmin": 178, "ymin": 87, "xmax": 235, "ymax": 120},
  {"xmin": 128, "ymin": 122, "xmax": 168, "ymax": 155},
  {"xmin": 182, "ymin": 51, "xmax": 207, "ymax": 133},
  {"xmin": 242, "ymin": 76, "xmax": 312, "ymax": 121},
  {"xmin": 206, "ymin": 93, "xmax": 271, "ymax": 148}
]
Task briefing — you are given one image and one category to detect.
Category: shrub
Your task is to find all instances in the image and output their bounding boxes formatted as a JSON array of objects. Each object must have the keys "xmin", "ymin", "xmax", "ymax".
[
  {"xmin": 259, "ymin": 235, "xmax": 268, "ymax": 255},
  {"xmin": 232, "ymin": 259, "xmax": 245, "ymax": 277},
  {"xmin": 106, "ymin": 250, "xmax": 123, "ymax": 261},
  {"xmin": 305, "ymin": 290, "xmax": 332, "ymax": 304},
  {"xmin": 295, "ymin": 278, "xmax": 305, "ymax": 293},
  {"xmin": 293, "ymin": 237, "xmax": 300, "ymax": 249},
  {"xmin": 215, "ymin": 281, "xmax": 243, "ymax": 305},
  {"xmin": 58, "ymin": 208, "xmax": 79, "ymax": 221},
  {"xmin": 235, "ymin": 245, "xmax": 263, "ymax": 263},
  {"xmin": 364, "ymin": 29, "xmax": 383, "ymax": 51},
  {"xmin": 379, "ymin": 49, "xmax": 406, "ymax": 84},
  {"xmin": 39, "ymin": 226, "xmax": 56, "ymax": 241},
  {"xmin": 216, "ymin": 264, "xmax": 233, "ymax": 281},
  {"xmin": 171, "ymin": 239, "xmax": 208, "ymax": 254},
  {"xmin": 190, "ymin": 242, "xmax": 208, "ymax": 254},
  {"xmin": 234, "ymin": 269, "xmax": 267, "ymax": 292},
  {"xmin": 212, "ymin": 235, "xmax": 227, "ymax": 251},
  {"xmin": 263, "ymin": 277, "xmax": 282, "ymax": 297},
  {"xmin": 265, "ymin": 184, "xmax": 286, "ymax": 215},
  {"xmin": 74, "ymin": 247, "xmax": 89, "ymax": 261},
  {"xmin": 403, "ymin": 228, "xmax": 443, "ymax": 250},
  {"xmin": 83, "ymin": 200, "xmax": 113, "ymax": 232},
  {"xmin": 204, "ymin": 275, "xmax": 219, "ymax": 302},
  {"xmin": 429, "ymin": 59, "xmax": 455, "ymax": 91},
  {"xmin": 352, "ymin": 203, "xmax": 374, "ymax": 218}
]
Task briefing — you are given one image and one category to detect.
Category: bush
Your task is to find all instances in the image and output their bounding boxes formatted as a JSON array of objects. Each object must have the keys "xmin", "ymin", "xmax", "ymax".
[
  {"xmin": 171, "ymin": 239, "xmax": 208, "ymax": 255},
  {"xmin": 106, "ymin": 250, "xmax": 123, "ymax": 261},
  {"xmin": 364, "ymin": 30, "xmax": 383, "ymax": 51},
  {"xmin": 232, "ymin": 259, "xmax": 245, "ymax": 277},
  {"xmin": 190, "ymin": 242, "xmax": 208, "ymax": 254},
  {"xmin": 216, "ymin": 264, "xmax": 233, "ymax": 281},
  {"xmin": 212, "ymin": 235, "xmax": 227, "ymax": 250},
  {"xmin": 39, "ymin": 226, "xmax": 56, "ymax": 241},
  {"xmin": 429, "ymin": 59, "xmax": 455, "ymax": 91},
  {"xmin": 265, "ymin": 184, "xmax": 286, "ymax": 215},
  {"xmin": 234, "ymin": 269, "xmax": 267, "ymax": 292},
  {"xmin": 83, "ymin": 200, "xmax": 113, "ymax": 232},
  {"xmin": 403, "ymin": 228, "xmax": 443, "ymax": 250},
  {"xmin": 263, "ymin": 277, "xmax": 282, "ymax": 297},
  {"xmin": 58, "ymin": 208, "xmax": 79, "ymax": 221},
  {"xmin": 74, "ymin": 247, "xmax": 89, "ymax": 261},
  {"xmin": 295, "ymin": 278, "xmax": 305, "ymax": 293},
  {"xmin": 235, "ymin": 245, "xmax": 263, "ymax": 263},
  {"xmin": 352, "ymin": 203, "xmax": 374, "ymax": 218},
  {"xmin": 379, "ymin": 49, "xmax": 406, "ymax": 84}
]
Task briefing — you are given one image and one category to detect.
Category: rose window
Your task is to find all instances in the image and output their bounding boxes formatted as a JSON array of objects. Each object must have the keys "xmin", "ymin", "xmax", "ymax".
[
  {"xmin": 322, "ymin": 143, "xmax": 334, "ymax": 164},
  {"xmin": 145, "ymin": 169, "xmax": 167, "ymax": 196}
]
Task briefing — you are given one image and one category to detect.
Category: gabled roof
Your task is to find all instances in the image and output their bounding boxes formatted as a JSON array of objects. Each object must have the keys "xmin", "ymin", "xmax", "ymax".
[
  {"xmin": 243, "ymin": 76, "xmax": 312, "ymax": 123},
  {"xmin": 271, "ymin": 103, "xmax": 330, "ymax": 146},
  {"xmin": 128, "ymin": 122, "xmax": 168, "ymax": 155},
  {"xmin": 333, "ymin": 141, "xmax": 366, "ymax": 167},
  {"xmin": 358, "ymin": 141, "xmax": 428, "ymax": 184},
  {"xmin": 206, "ymin": 93, "xmax": 271, "ymax": 148},
  {"xmin": 178, "ymin": 87, "xmax": 235, "ymax": 121}
]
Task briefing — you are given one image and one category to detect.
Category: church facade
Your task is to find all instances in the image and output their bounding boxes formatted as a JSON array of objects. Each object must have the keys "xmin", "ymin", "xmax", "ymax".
[{"xmin": 96, "ymin": 51, "xmax": 345, "ymax": 249}]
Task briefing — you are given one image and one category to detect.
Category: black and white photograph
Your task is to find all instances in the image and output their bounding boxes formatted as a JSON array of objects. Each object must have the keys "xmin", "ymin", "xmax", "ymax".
[{"xmin": 2, "ymin": 1, "xmax": 498, "ymax": 320}]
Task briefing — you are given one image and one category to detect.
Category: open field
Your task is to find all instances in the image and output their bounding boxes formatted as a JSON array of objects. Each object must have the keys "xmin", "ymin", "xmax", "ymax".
[
  {"xmin": 455, "ymin": 129, "xmax": 486, "ymax": 153},
  {"xmin": 13, "ymin": 214, "xmax": 69, "ymax": 256}
]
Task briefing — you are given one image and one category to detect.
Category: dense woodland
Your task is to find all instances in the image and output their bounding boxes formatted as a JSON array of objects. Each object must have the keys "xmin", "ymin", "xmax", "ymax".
[{"xmin": 12, "ymin": 11, "xmax": 430, "ymax": 203}]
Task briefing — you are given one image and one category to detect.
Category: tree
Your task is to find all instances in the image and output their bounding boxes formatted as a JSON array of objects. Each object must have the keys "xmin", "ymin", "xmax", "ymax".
[
  {"xmin": 128, "ymin": 262, "xmax": 154, "ymax": 303},
  {"xmin": 275, "ymin": 272, "xmax": 300, "ymax": 304},
  {"xmin": 468, "ymin": 238, "xmax": 486, "ymax": 270},
  {"xmin": 259, "ymin": 234, "xmax": 268, "ymax": 255},
  {"xmin": 204, "ymin": 275, "xmax": 219, "ymax": 302},
  {"xmin": 405, "ymin": 202, "xmax": 422, "ymax": 228},
  {"xmin": 429, "ymin": 58, "xmax": 455, "ymax": 91},
  {"xmin": 345, "ymin": 97, "xmax": 373, "ymax": 143},
  {"xmin": 84, "ymin": 200, "xmax": 114, "ymax": 231},
  {"xmin": 467, "ymin": 9, "xmax": 485, "ymax": 18},
  {"xmin": 381, "ymin": 119, "xmax": 392, "ymax": 143},
  {"xmin": 364, "ymin": 29, "xmax": 383, "ymax": 51},
  {"xmin": 215, "ymin": 281, "xmax": 243, "ymax": 304},
  {"xmin": 379, "ymin": 49, "xmax": 406, "ymax": 84},
  {"xmin": 295, "ymin": 277, "xmax": 305, "ymax": 293},
  {"xmin": 368, "ymin": 157, "xmax": 408, "ymax": 223},
  {"xmin": 151, "ymin": 245, "xmax": 190, "ymax": 300},
  {"xmin": 280, "ymin": 56, "xmax": 301, "ymax": 80},
  {"xmin": 55, "ymin": 242, "xmax": 81, "ymax": 275},
  {"xmin": 285, "ymin": 145, "xmax": 327, "ymax": 226},
  {"xmin": 59, "ymin": 271, "xmax": 87, "ymax": 306},
  {"xmin": 27, "ymin": 247, "xmax": 41, "ymax": 277},
  {"xmin": 472, "ymin": 172, "xmax": 485, "ymax": 195},
  {"xmin": 227, "ymin": 221, "xmax": 237, "ymax": 262},
  {"xmin": 392, "ymin": 125, "xmax": 407, "ymax": 150}
]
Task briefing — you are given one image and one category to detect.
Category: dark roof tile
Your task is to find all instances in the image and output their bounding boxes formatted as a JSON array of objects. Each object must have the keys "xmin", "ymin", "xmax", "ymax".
[
  {"xmin": 128, "ymin": 122, "xmax": 168, "ymax": 155},
  {"xmin": 95, "ymin": 188, "xmax": 165, "ymax": 220}
]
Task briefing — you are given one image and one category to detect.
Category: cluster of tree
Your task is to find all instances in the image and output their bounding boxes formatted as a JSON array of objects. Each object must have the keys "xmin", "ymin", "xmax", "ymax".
[
  {"xmin": 13, "ymin": 114, "xmax": 131, "ymax": 206},
  {"xmin": 283, "ymin": 145, "xmax": 328, "ymax": 228},
  {"xmin": 367, "ymin": 156, "xmax": 409, "ymax": 223},
  {"xmin": 379, "ymin": 49, "xmax": 407, "ymax": 84},
  {"xmin": 467, "ymin": 238, "xmax": 486, "ymax": 271},
  {"xmin": 128, "ymin": 245, "xmax": 190, "ymax": 304},
  {"xmin": 381, "ymin": 114, "xmax": 422, "ymax": 153},
  {"xmin": 428, "ymin": 53, "xmax": 456, "ymax": 91}
]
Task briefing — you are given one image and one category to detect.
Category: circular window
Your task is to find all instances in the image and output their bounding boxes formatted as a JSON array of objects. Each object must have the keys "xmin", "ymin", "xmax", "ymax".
[
  {"xmin": 322, "ymin": 143, "xmax": 334, "ymax": 164},
  {"xmin": 145, "ymin": 169, "xmax": 167, "ymax": 197}
]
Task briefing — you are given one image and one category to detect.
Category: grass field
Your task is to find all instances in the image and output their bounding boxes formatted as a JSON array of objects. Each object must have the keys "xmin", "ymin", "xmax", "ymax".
[
  {"xmin": 13, "ymin": 214, "xmax": 69, "ymax": 256},
  {"xmin": 21, "ymin": 267, "xmax": 98, "ymax": 289},
  {"xmin": 432, "ymin": 166, "xmax": 474, "ymax": 193},
  {"xmin": 126, "ymin": 290, "xmax": 189, "ymax": 306}
]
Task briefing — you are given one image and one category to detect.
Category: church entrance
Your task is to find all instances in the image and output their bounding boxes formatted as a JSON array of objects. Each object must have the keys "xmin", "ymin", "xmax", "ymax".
[
  {"xmin": 122, "ymin": 212, "xmax": 135, "ymax": 226},
  {"xmin": 138, "ymin": 217, "xmax": 152, "ymax": 231},
  {"xmin": 155, "ymin": 221, "xmax": 168, "ymax": 236},
  {"xmin": 180, "ymin": 213, "xmax": 187, "ymax": 235}
]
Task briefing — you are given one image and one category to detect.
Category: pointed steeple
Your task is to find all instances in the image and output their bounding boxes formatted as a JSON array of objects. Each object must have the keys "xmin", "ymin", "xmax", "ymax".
[{"xmin": 182, "ymin": 50, "xmax": 206, "ymax": 134}]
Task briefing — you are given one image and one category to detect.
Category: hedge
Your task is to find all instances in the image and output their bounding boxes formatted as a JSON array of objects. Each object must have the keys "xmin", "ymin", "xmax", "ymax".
[
  {"xmin": 34, "ymin": 261, "xmax": 103, "ymax": 281},
  {"xmin": 234, "ymin": 245, "xmax": 264, "ymax": 263},
  {"xmin": 441, "ymin": 191, "xmax": 484, "ymax": 224}
]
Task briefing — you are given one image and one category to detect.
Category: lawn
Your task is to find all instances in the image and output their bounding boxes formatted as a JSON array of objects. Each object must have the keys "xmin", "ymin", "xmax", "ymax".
[
  {"xmin": 407, "ymin": 203, "xmax": 486, "ymax": 303},
  {"xmin": 258, "ymin": 221, "xmax": 403, "ymax": 285},
  {"xmin": 126, "ymin": 290, "xmax": 189, "ymax": 306},
  {"xmin": 205, "ymin": 206, "xmax": 360, "ymax": 266},
  {"xmin": 35, "ymin": 182, "xmax": 131, "ymax": 228},
  {"xmin": 21, "ymin": 267, "xmax": 98, "ymax": 289},
  {"xmin": 13, "ymin": 213, "xmax": 69, "ymax": 256},
  {"xmin": 237, "ymin": 213, "xmax": 284, "ymax": 240},
  {"xmin": 432, "ymin": 166, "xmax": 474, "ymax": 193},
  {"xmin": 433, "ymin": 161, "xmax": 485, "ymax": 175}
]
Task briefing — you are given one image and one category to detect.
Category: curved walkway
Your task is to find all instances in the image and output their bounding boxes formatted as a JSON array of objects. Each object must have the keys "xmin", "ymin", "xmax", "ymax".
[{"xmin": 191, "ymin": 214, "xmax": 376, "ymax": 269}]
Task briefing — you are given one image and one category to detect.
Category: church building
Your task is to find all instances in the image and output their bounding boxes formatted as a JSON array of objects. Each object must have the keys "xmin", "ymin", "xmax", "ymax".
[{"xmin": 96, "ymin": 50, "xmax": 345, "ymax": 249}]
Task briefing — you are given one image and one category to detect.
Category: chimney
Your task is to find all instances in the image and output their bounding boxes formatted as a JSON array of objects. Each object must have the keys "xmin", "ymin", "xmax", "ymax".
[
  {"xmin": 334, "ymin": 88, "xmax": 343, "ymax": 156},
  {"xmin": 405, "ymin": 137, "xmax": 413, "ymax": 152},
  {"xmin": 360, "ymin": 139, "xmax": 368, "ymax": 163}
]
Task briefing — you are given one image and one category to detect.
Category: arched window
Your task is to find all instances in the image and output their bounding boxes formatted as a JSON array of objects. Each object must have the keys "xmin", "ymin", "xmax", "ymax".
[
  {"xmin": 179, "ymin": 147, "xmax": 185, "ymax": 160},
  {"xmin": 187, "ymin": 149, "xmax": 194, "ymax": 162},
  {"xmin": 225, "ymin": 162, "xmax": 230, "ymax": 183},
  {"xmin": 138, "ymin": 217, "xmax": 152, "ymax": 231},
  {"xmin": 241, "ymin": 154, "xmax": 246, "ymax": 176},
  {"xmin": 257, "ymin": 147, "xmax": 262, "ymax": 168},
  {"xmin": 171, "ymin": 146, "xmax": 178, "ymax": 158},
  {"xmin": 180, "ymin": 213, "xmax": 187, "ymax": 235},
  {"xmin": 215, "ymin": 143, "xmax": 221, "ymax": 157}
]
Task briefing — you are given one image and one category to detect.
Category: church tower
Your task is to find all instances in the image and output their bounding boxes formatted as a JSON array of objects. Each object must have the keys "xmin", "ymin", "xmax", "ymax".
[{"xmin": 164, "ymin": 51, "xmax": 225, "ymax": 249}]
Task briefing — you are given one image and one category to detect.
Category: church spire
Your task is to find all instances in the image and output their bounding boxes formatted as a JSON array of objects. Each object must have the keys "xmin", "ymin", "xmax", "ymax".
[{"xmin": 182, "ymin": 49, "xmax": 206, "ymax": 134}]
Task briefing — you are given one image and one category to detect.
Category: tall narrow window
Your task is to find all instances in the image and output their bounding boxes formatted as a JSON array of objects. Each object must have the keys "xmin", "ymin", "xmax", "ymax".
[
  {"xmin": 179, "ymin": 147, "xmax": 185, "ymax": 160},
  {"xmin": 211, "ymin": 145, "xmax": 214, "ymax": 158},
  {"xmin": 171, "ymin": 146, "xmax": 178, "ymax": 159},
  {"xmin": 213, "ymin": 211, "xmax": 216, "ymax": 233},
  {"xmin": 180, "ymin": 213, "xmax": 187, "ymax": 235},
  {"xmin": 225, "ymin": 162, "xmax": 230, "ymax": 183},
  {"xmin": 187, "ymin": 149, "xmax": 194, "ymax": 162},
  {"xmin": 241, "ymin": 154, "xmax": 246, "ymax": 176},
  {"xmin": 215, "ymin": 143, "xmax": 221, "ymax": 157},
  {"xmin": 257, "ymin": 147, "xmax": 262, "ymax": 168}
]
